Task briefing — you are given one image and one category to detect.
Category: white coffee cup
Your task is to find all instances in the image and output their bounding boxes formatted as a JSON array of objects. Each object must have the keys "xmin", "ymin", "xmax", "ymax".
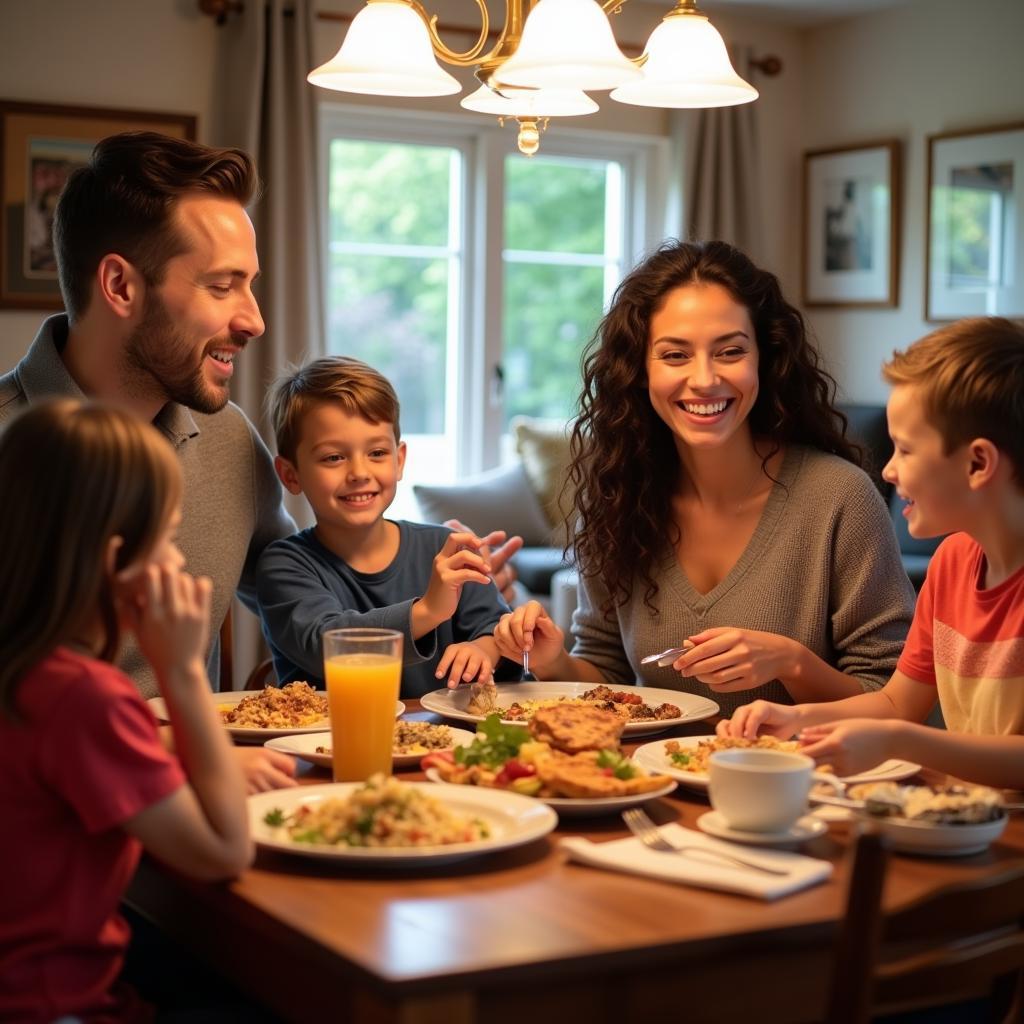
[{"xmin": 708, "ymin": 748, "xmax": 843, "ymax": 833}]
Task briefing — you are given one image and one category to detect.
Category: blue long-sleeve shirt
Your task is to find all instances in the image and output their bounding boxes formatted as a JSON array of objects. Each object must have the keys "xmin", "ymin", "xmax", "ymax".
[{"xmin": 256, "ymin": 521, "xmax": 519, "ymax": 698}]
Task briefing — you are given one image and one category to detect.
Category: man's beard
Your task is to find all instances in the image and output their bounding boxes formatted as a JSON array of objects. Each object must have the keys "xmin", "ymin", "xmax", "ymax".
[{"xmin": 123, "ymin": 292, "xmax": 247, "ymax": 415}]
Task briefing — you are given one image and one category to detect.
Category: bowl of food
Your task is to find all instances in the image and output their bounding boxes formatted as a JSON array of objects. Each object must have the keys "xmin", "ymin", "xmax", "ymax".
[{"xmin": 849, "ymin": 781, "xmax": 1008, "ymax": 857}]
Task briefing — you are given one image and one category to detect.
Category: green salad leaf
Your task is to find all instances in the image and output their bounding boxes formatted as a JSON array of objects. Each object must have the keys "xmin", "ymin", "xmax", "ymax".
[
  {"xmin": 454, "ymin": 713, "xmax": 530, "ymax": 768},
  {"xmin": 596, "ymin": 749, "xmax": 637, "ymax": 780},
  {"xmin": 263, "ymin": 808, "xmax": 285, "ymax": 827}
]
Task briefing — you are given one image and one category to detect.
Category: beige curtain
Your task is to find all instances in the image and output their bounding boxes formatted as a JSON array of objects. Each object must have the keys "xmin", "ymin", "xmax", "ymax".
[
  {"xmin": 669, "ymin": 45, "xmax": 763, "ymax": 259},
  {"xmin": 214, "ymin": 0, "xmax": 323, "ymax": 684}
]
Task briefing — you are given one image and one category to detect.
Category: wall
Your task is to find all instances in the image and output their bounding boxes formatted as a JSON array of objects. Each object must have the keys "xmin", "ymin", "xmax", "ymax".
[
  {"xmin": 0, "ymin": 0, "xmax": 803, "ymax": 373},
  {"xmin": 798, "ymin": 0, "xmax": 1024, "ymax": 402},
  {"xmin": 0, "ymin": 0, "xmax": 219, "ymax": 370}
]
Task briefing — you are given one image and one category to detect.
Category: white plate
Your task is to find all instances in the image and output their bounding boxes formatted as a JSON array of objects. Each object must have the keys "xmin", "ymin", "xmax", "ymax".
[
  {"xmin": 419, "ymin": 682, "xmax": 718, "ymax": 737},
  {"xmin": 249, "ymin": 781, "xmax": 557, "ymax": 865},
  {"xmin": 867, "ymin": 812, "xmax": 1008, "ymax": 857},
  {"xmin": 425, "ymin": 767, "xmax": 677, "ymax": 818},
  {"xmin": 264, "ymin": 726, "xmax": 478, "ymax": 769},
  {"xmin": 633, "ymin": 737, "xmax": 922, "ymax": 789},
  {"xmin": 147, "ymin": 691, "xmax": 404, "ymax": 742},
  {"xmin": 697, "ymin": 810, "xmax": 828, "ymax": 848}
]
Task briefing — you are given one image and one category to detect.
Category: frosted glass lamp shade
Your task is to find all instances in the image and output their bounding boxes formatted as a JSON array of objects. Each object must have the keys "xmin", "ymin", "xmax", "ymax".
[
  {"xmin": 610, "ymin": 13, "xmax": 758, "ymax": 108},
  {"xmin": 460, "ymin": 84, "xmax": 598, "ymax": 117},
  {"xmin": 495, "ymin": 0, "xmax": 641, "ymax": 92},
  {"xmin": 307, "ymin": 1, "xmax": 460, "ymax": 97}
]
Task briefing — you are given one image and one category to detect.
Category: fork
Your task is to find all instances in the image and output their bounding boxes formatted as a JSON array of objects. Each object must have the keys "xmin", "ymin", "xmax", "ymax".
[
  {"xmin": 522, "ymin": 648, "xmax": 537, "ymax": 681},
  {"xmin": 621, "ymin": 808, "xmax": 790, "ymax": 877}
]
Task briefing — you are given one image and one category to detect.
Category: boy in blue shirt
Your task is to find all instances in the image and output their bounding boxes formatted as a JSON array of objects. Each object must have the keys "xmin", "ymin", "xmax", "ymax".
[{"xmin": 257, "ymin": 357, "xmax": 514, "ymax": 698}]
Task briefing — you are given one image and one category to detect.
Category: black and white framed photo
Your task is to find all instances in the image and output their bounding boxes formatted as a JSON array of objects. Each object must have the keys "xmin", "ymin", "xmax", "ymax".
[
  {"xmin": 803, "ymin": 140, "xmax": 899, "ymax": 308},
  {"xmin": 926, "ymin": 122, "xmax": 1024, "ymax": 322}
]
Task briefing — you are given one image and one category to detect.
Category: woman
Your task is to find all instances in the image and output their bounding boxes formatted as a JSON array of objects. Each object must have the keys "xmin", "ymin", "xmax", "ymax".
[{"xmin": 493, "ymin": 240, "xmax": 914, "ymax": 713}]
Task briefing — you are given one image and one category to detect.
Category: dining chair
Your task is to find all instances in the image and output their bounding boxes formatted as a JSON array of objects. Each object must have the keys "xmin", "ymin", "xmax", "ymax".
[
  {"xmin": 218, "ymin": 606, "xmax": 276, "ymax": 691},
  {"xmin": 825, "ymin": 827, "xmax": 1024, "ymax": 1023}
]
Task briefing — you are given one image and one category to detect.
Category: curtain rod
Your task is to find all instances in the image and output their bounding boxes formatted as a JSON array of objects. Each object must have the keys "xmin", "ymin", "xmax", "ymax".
[{"xmin": 197, "ymin": 1, "xmax": 782, "ymax": 74}]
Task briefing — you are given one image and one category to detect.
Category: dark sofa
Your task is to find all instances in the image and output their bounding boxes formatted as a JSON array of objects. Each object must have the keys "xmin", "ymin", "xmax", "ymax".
[{"xmin": 839, "ymin": 403, "xmax": 940, "ymax": 590}]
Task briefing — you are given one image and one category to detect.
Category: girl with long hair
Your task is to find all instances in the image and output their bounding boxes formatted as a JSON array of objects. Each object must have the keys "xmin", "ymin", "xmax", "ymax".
[
  {"xmin": 0, "ymin": 400, "xmax": 251, "ymax": 1021},
  {"xmin": 495, "ymin": 240, "xmax": 914, "ymax": 713}
]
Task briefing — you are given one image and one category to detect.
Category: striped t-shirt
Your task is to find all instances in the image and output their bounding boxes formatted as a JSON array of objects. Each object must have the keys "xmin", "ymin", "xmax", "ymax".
[{"xmin": 898, "ymin": 532, "xmax": 1024, "ymax": 735}]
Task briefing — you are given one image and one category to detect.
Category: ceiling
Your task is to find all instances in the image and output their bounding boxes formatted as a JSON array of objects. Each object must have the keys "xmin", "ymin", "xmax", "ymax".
[{"xmin": 704, "ymin": 0, "xmax": 912, "ymax": 26}]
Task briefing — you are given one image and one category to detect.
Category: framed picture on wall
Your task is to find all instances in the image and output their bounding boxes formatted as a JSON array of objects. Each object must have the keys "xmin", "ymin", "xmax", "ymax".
[
  {"xmin": 926, "ymin": 122, "xmax": 1024, "ymax": 322},
  {"xmin": 803, "ymin": 140, "xmax": 900, "ymax": 308},
  {"xmin": 0, "ymin": 100, "xmax": 196, "ymax": 310}
]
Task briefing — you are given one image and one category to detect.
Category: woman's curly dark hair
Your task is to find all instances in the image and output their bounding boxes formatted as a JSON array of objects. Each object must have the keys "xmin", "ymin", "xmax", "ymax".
[{"xmin": 567, "ymin": 239, "xmax": 860, "ymax": 617}]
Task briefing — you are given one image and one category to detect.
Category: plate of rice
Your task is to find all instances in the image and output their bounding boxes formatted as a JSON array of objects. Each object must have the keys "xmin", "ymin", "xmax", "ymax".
[
  {"xmin": 632, "ymin": 735, "xmax": 921, "ymax": 789},
  {"xmin": 148, "ymin": 684, "xmax": 402, "ymax": 742},
  {"xmin": 249, "ymin": 775, "xmax": 558, "ymax": 865},
  {"xmin": 264, "ymin": 722, "xmax": 477, "ymax": 768}
]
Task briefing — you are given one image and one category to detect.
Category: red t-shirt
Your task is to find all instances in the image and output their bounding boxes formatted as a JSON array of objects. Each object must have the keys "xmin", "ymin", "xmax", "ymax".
[
  {"xmin": 898, "ymin": 532, "xmax": 1024, "ymax": 735},
  {"xmin": 0, "ymin": 648, "xmax": 185, "ymax": 1023}
]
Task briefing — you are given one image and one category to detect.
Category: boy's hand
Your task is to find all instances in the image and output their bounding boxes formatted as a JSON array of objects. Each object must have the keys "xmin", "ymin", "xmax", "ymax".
[
  {"xmin": 716, "ymin": 700, "xmax": 800, "ymax": 740},
  {"xmin": 444, "ymin": 520, "xmax": 523, "ymax": 604},
  {"xmin": 235, "ymin": 747, "xmax": 299, "ymax": 793},
  {"xmin": 797, "ymin": 719, "xmax": 897, "ymax": 777},
  {"xmin": 493, "ymin": 601, "xmax": 564, "ymax": 673},
  {"xmin": 418, "ymin": 532, "xmax": 493, "ymax": 627},
  {"xmin": 436, "ymin": 641, "xmax": 494, "ymax": 688}
]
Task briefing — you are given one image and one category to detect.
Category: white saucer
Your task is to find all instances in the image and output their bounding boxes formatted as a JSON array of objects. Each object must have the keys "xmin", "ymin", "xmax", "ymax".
[{"xmin": 697, "ymin": 811, "xmax": 827, "ymax": 848}]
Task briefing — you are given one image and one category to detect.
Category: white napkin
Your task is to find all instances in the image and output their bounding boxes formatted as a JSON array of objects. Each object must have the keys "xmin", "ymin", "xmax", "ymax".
[{"xmin": 560, "ymin": 823, "xmax": 833, "ymax": 901}]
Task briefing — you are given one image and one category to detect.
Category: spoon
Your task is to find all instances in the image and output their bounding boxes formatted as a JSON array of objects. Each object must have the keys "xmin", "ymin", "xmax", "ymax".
[{"xmin": 640, "ymin": 641, "xmax": 695, "ymax": 668}]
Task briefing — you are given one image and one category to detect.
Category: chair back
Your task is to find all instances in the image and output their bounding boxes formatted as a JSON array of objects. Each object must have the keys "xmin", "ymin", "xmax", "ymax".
[
  {"xmin": 218, "ymin": 606, "xmax": 277, "ymax": 691},
  {"xmin": 826, "ymin": 828, "xmax": 1024, "ymax": 1023}
]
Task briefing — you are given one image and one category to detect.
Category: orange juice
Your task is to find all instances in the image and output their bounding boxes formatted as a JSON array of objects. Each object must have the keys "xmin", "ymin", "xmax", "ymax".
[{"xmin": 325, "ymin": 653, "xmax": 401, "ymax": 781}]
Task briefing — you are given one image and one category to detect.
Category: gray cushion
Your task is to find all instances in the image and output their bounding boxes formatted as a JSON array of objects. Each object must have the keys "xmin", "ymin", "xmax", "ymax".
[
  {"xmin": 413, "ymin": 462, "xmax": 553, "ymax": 547},
  {"xmin": 511, "ymin": 546, "xmax": 574, "ymax": 595}
]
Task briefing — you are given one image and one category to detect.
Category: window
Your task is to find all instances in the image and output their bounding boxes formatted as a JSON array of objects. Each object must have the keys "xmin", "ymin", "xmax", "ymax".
[{"xmin": 320, "ymin": 106, "xmax": 667, "ymax": 515}]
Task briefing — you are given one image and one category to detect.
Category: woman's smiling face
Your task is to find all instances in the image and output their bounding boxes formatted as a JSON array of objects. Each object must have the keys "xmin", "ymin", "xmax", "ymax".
[{"xmin": 646, "ymin": 282, "xmax": 760, "ymax": 453}]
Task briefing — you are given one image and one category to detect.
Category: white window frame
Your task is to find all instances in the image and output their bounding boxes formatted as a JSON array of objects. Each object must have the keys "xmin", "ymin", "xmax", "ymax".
[{"xmin": 319, "ymin": 102, "xmax": 669, "ymax": 477}]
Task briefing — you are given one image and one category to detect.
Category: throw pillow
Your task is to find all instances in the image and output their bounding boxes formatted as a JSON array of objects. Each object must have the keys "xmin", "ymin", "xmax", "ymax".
[
  {"xmin": 511, "ymin": 415, "xmax": 574, "ymax": 540},
  {"xmin": 412, "ymin": 461, "xmax": 553, "ymax": 548}
]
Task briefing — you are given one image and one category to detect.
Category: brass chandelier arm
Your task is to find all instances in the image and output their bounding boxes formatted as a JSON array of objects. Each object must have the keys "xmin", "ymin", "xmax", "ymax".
[{"xmin": 406, "ymin": 0, "xmax": 495, "ymax": 66}]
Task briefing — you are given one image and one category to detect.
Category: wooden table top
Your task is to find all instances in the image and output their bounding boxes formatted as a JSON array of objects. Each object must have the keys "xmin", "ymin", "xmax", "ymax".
[{"xmin": 127, "ymin": 703, "xmax": 1024, "ymax": 1024}]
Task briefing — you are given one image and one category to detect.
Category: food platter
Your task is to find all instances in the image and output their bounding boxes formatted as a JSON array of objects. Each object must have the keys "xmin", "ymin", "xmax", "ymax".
[
  {"xmin": 264, "ymin": 725, "xmax": 477, "ymax": 769},
  {"xmin": 870, "ymin": 812, "xmax": 1008, "ymax": 857},
  {"xmin": 147, "ymin": 690, "xmax": 403, "ymax": 742},
  {"xmin": 632, "ymin": 736, "xmax": 922, "ymax": 789},
  {"xmin": 420, "ymin": 682, "xmax": 718, "ymax": 737},
  {"xmin": 425, "ymin": 767, "xmax": 677, "ymax": 818},
  {"xmin": 249, "ymin": 782, "xmax": 557, "ymax": 865}
]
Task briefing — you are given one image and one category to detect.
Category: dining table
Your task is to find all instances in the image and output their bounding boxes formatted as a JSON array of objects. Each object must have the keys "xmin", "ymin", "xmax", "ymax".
[{"xmin": 125, "ymin": 701, "xmax": 1024, "ymax": 1024}]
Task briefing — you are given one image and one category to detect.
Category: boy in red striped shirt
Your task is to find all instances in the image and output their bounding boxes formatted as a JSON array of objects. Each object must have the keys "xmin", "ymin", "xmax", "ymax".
[{"xmin": 720, "ymin": 316, "xmax": 1024, "ymax": 788}]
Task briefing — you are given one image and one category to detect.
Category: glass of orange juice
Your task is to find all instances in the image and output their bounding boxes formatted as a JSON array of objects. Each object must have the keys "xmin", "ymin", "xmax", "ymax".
[{"xmin": 323, "ymin": 627, "xmax": 403, "ymax": 782}]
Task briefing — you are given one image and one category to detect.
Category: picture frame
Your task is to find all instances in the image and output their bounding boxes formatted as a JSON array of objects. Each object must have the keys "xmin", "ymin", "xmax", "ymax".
[
  {"xmin": 926, "ymin": 122, "xmax": 1024, "ymax": 322},
  {"xmin": 803, "ymin": 140, "xmax": 900, "ymax": 308},
  {"xmin": 0, "ymin": 100, "xmax": 196, "ymax": 310}
]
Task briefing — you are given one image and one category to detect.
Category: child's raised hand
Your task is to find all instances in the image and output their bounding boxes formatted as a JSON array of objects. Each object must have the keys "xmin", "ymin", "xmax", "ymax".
[
  {"xmin": 119, "ymin": 563, "xmax": 212, "ymax": 686},
  {"xmin": 436, "ymin": 641, "xmax": 494, "ymax": 688},
  {"xmin": 493, "ymin": 601, "xmax": 564, "ymax": 672},
  {"xmin": 419, "ymin": 531, "xmax": 493, "ymax": 625}
]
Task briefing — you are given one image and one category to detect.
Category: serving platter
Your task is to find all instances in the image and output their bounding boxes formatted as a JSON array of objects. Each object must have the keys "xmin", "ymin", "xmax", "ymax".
[
  {"xmin": 265, "ymin": 725, "xmax": 477, "ymax": 769},
  {"xmin": 147, "ymin": 690, "xmax": 403, "ymax": 742},
  {"xmin": 420, "ymin": 681, "xmax": 718, "ymax": 737},
  {"xmin": 425, "ymin": 767, "xmax": 677, "ymax": 818},
  {"xmin": 249, "ymin": 782, "xmax": 557, "ymax": 865},
  {"xmin": 632, "ymin": 736, "xmax": 922, "ymax": 790}
]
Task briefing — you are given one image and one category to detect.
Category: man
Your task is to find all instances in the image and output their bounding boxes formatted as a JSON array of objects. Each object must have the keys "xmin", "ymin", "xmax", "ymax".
[{"xmin": 0, "ymin": 131, "xmax": 520, "ymax": 788}]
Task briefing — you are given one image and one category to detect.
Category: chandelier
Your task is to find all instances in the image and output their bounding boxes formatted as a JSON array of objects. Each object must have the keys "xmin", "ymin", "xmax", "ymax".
[{"xmin": 307, "ymin": 0, "xmax": 760, "ymax": 156}]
